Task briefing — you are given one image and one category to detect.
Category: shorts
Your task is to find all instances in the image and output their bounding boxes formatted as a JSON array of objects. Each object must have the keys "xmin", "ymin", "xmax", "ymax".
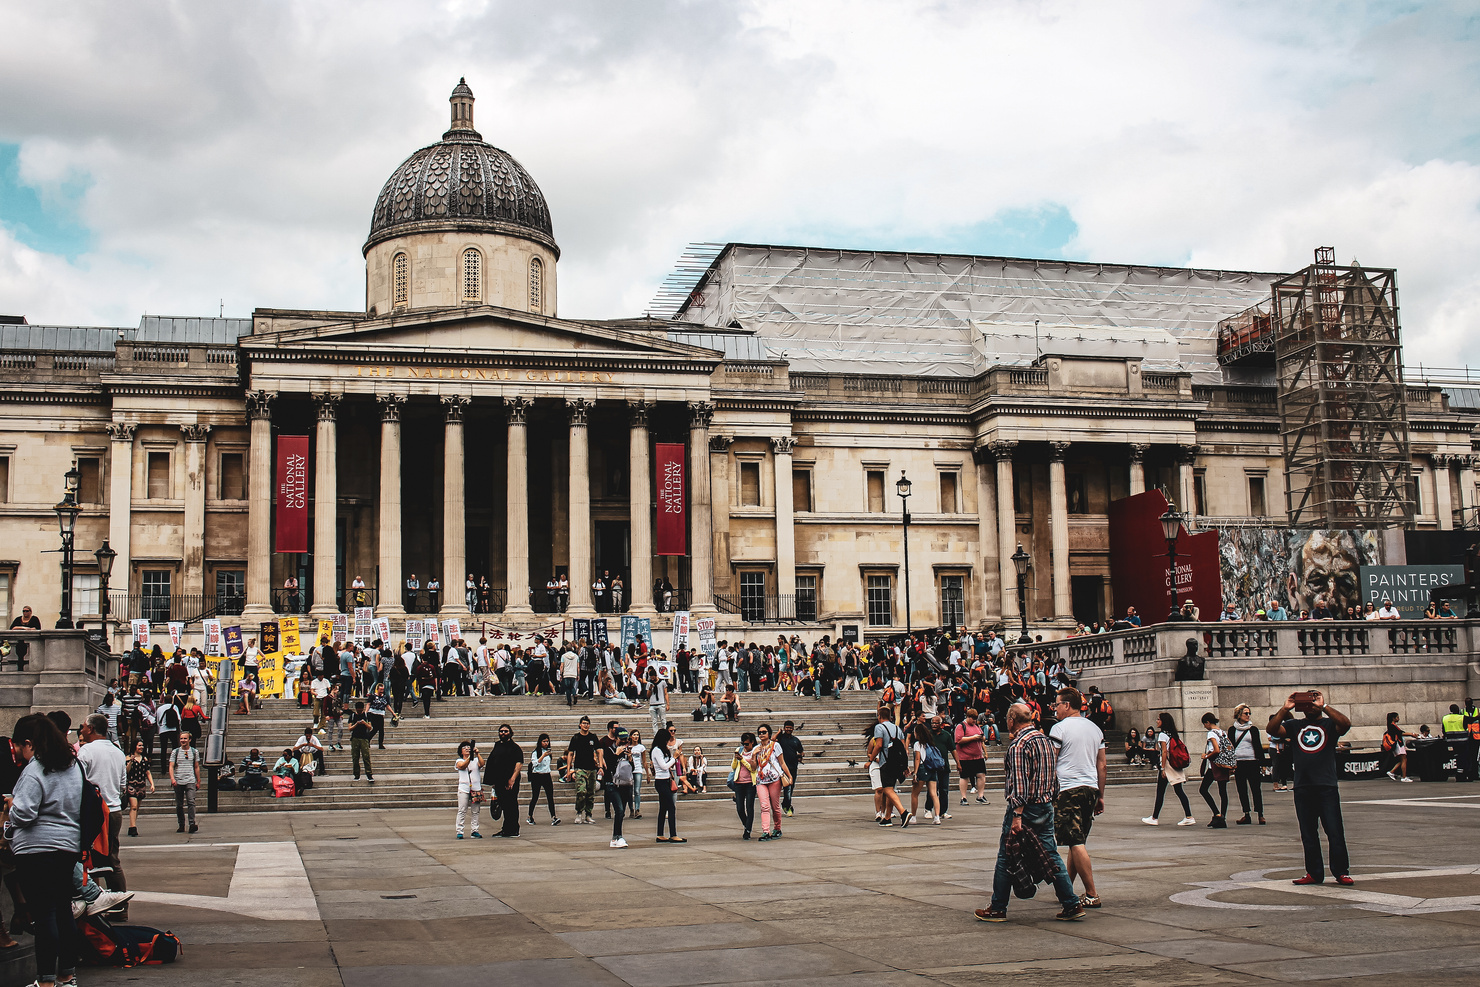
[
  {"xmin": 868, "ymin": 763, "xmax": 882, "ymax": 790},
  {"xmin": 960, "ymin": 757, "xmax": 986, "ymax": 778},
  {"xmin": 1054, "ymin": 785, "xmax": 1098, "ymax": 846}
]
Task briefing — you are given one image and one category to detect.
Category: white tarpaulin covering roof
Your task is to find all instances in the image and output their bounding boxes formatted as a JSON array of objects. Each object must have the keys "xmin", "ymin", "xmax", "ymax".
[{"xmin": 674, "ymin": 244, "xmax": 1283, "ymax": 382}]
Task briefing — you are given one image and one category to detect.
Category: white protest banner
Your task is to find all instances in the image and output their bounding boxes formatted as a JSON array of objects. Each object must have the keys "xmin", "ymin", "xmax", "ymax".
[
  {"xmin": 332, "ymin": 613, "xmax": 350, "ymax": 639},
  {"xmin": 671, "ymin": 610, "xmax": 690, "ymax": 654},
  {"xmin": 373, "ymin": 617, "xmax": 391, "ymax": 644},
  {"xmin": 696, "ymin": 617, "xmax": 717, "ymax": 659},
  {"xmin": 167, "ymin": 622, "xmax": 184, "ymax": 648},
  {"xmin": 202, "ymin": 620, "xmax": 223, "ymax": 656},
  {"xmin": 443, "ymin": 619, "xmax": 461, "ymax": 642},
  {"xmin": 426, "ymin": 622, "xmax": 441, "ymax": 649},
  {"xmin": 406, "ymin": 619, "xmax": 425, "ymax": 650},
  {"xmin": 130, "ymin": 620, "xmax": 150, "ymax": 647},
  {"xmin": 480, "ymin": 620, "xmax": 565, "ymax": 644}
]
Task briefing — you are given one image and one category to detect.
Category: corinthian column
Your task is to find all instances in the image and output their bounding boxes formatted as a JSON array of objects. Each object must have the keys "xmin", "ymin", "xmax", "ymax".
[
  {"xmin": 504, "ymin": 397, "xmax": 532, "ymax": 614},
  {"xmin": 1128, "ymin": 443, "xmax": 1148, "ymax": 497},
  {"xmin": 628, "ymin": 400, "xmax": 656, "ymax": 618},
  {"xmin": 1049, "ymin": 440, "xmax": 1072, "ymax": 622},
  {"xmin": 990, "ymin": 440, "xmax": 1017, "ymax": 620},
  {"xmin": 310, "ymin": 392, "xmax": 340, "ymax": 617},
  {"xmin": 566, "ymin": 398, "xmax": 595, "ymax": 615},
  {"xmin": 441, "ymin": 395, "xmax": 470, "ymax": 616},
  {"xmin": 106, "ymin": 422, "xmax": 136, "ymax": 620},
  {"xmin": 377, "ymin": 393, "xmax": 406, "ymax": 617},
  {"xmin": 689, "ymin": 402, "xmax": 715, "ymax": 612},
  {"xmin": 181, "ymin": 424, "xmax": 211, "ymax": 600},
  {"xmin": 772, "ymin": 435, "xmax": 796, "ymax": 615},
  {"xmin": 242, "ymin": 391, "xmax": 275, "ymax": 622}
]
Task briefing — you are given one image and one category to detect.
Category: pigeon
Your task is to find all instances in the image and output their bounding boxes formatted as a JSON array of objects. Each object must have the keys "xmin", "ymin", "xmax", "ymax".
[{"xmin": 847, "ymin": 759, "xmax": 859, "ymax": 767}]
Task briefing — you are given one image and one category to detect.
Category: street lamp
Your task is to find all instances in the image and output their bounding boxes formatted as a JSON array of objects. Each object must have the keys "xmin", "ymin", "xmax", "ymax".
[
  {"xmin": 1011, "ymin": 543, "xmax": 1032, "ymax": 644},
  {"xmin": 1161, "ymin": 504, "xmax": 1185, "ymax": 621},
  {"xmin": 95, "ymin": 540, "xmax": 117, "ymax": 632},
  {"xmin": 896, "ymin": 472, "xmax": 912, "ymax": 639},
  {"xmin": 54, "ymin": 465, "xmax": 82, "ymax": 629}
]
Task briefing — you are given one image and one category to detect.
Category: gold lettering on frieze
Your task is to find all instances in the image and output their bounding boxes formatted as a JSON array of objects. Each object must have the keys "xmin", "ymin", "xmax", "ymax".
[{"xmin": 352, "ymin": 366, "xmax": 616, "ymax": 384}]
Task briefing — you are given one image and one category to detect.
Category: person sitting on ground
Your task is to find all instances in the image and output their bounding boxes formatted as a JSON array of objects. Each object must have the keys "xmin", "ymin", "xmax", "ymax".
[
  {"xmin": 272, "ymin": 748, "xmax": 298, "ymax": 778},
  {"xmin": 720, "ymin": 683, "xmax": 740, "ymax": 722},
  {"xmin": 293, "ymin": 725, "xmax": 324, "ymax": 777},
  {"xmin": 696, "ymin": 685, "xmax": 716, "ymax": 721},
  {"xmin": 599, "ymin": 669, "xmax": 642, "ymax": 708},
  {"xmin": 1124, "ymin": 728, "xmax": 1143, "ymax": 765},
  {"xmin": 239, "ymin": 748, "xmax": 268, "ymax": 791}
]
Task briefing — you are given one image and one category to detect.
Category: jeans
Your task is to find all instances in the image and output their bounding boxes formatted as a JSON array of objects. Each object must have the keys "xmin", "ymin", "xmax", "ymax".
[
  {"xmin": 757, "ymin": 779, "xmax": 783, "ymax": 834},
  {"xmin": 528, "ymin": 772, "xmax": 557, "ymax": 819},
  {"xmin": 574, "ymin": 768, "xmax": 597, "ymax": 817},
  {"xmin": 988, "ymin": 803, "xmax": 1080, "ymax": 912},
  {"xmin": 1293, "ymin": 784, "xmax": 1349, "ymax": 882},
  {"xmin": 1234, "ymin": 760, "xmax": 1264, "ymax": 815},
  {"xmin": 632, "ymin": 772, "xmax": 644, "ymax": 813},
  {"xmin": 656, "ymin": 777, "xmax": 677, "ymax": 837},
  {"xmin": 174, "ymin": 783, "xmax": 197, "ymax": 826},
  {"xmin": 732, "ymin": 781, "xmax": 756, "ymax": 835},
  {"xmin": 564, "ymin": 676, "xmax": 578, "ymax": 706},
  {"xmin": 1153, "ymin": 774, "xmax": 1191, "ymax": 819},
  {"xmin": 16, "ymin": 850, "xmax": 79, "ymax": 983},
  {"xmin": 738, "ymin": 670, "xmax": 749, "ymax": 693},
  {"xmin": 457, "ymin": 790, "xmax": 481, "ymax": 835}
]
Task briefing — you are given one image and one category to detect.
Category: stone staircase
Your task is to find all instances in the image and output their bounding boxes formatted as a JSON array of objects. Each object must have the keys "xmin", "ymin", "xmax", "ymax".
[{"xmin": 145, "ymin": 695, "xmax": 1158, "ymax": 813}]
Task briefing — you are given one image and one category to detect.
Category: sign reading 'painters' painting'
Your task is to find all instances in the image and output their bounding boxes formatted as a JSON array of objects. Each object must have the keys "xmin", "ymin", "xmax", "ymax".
[
  {"xmin": 1359, "ymin": 565, "xmax": 1467, "ymax": 618},
  {"xmin": 656, "ymin": 443, "xmax": 686, "ymax": 556}
]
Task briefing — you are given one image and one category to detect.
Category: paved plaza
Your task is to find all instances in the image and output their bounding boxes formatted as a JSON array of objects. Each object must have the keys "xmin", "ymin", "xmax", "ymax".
[{"xmin": 79, "ymin": 779, "xmax": 1480, "ymax": 986}]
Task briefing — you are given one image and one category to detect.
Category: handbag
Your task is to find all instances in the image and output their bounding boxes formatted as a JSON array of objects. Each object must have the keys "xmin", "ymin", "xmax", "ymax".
[
  {"xmin": 490, "ymin": 796, "xmax": 503, "ymax": 820},
  {"xmin": 725, "ymin": 755, "xmax": 742, "ymax": 792},
  {"xmin": 271, "ymin": 775, "xmax": 295, "ymax": 798}
]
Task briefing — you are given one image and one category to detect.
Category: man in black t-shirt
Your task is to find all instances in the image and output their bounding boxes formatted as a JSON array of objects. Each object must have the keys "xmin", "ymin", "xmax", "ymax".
[
  {"xmin": 485, "ymin": 724, "xmax": 523, "ymax": 837},
  {"xmin": 347, "ymin": 702, "xmax": 375, "ymax": 783},
  {"xmin": 564, "ymin": 716, "xmax": 600, "ymax": 824},
  {"xmin": 1268, "ymin": 690, "xmax": 1352, "ymax": 886}
]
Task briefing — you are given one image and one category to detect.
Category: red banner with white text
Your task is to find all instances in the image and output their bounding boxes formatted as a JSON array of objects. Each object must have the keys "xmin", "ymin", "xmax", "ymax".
[
  {"xmin": 275, "ymin": 435, "xmax": 310, "ymax": 553},
  {"xmin": 655, "ymin": 442, "xmax": 687, "ymax": 556}
]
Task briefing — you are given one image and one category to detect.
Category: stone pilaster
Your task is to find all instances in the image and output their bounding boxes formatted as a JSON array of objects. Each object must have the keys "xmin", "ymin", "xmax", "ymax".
[
  {"xmin": 1434, "ymin": 454, "xmax": 1454, "ymax": 530},
  {"xmin": 772, "ymin": 435, "xmax": 797, "ymax": 613},
  {"xmin": 1175, "ymin": 444, "xmax": 1199, "ymax": 517},
  {"xmin": 972, "ymin": 445, "xmax": 1000, "ymax": 625},
  {"xmin": 990, "ymin": 440, "xmax": 1018, "ymax": 621},
  {"xmin": 105, "ymin": 422, "xmax": 135, "ymax": 614},
  {"xmin": 242, "ymin": 391, "xmax": 276, "ymax": 622},
  {"xmin": 180, "ymin": 424, "xmax": 211, "ymax": 600},
  {"xmin": 1459, "ymin": 455, "xmax": 1477, "ymax": 527},
  {"xmin": 1128, "ymin": 442, "xmax": 1149, "ymax": 497},
  {"xmin": 310, "ymin": 392, "xmax": 340, "ymax": 617},
  {"xmin": 688, "ymin": 402, "xmax": 715, "ymax": 612}
]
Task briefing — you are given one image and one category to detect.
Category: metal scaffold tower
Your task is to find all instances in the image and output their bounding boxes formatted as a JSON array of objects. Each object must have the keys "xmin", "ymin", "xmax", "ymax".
[{"xmin": 1273, "ymin": 247, "xmax": 1413, "ymax": 528}]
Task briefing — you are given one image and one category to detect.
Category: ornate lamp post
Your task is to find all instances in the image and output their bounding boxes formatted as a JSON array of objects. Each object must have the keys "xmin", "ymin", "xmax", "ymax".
[
  {"xmin": 1161, "ymin": 504, "xmax": 1185, "ymax": 621},
  {"xmin": 95, "ymin": 540, "xmax": 117, "ymax": 634},
  {"xmin": 896, "ymin": 472, "xmax": 912, "ymax": 638},
  {"xmin": 1011, "ymin": 543, "xmax": 1032, "ymax": 644},
  {"xmin": 54, "ymin": 465, "xmax": 81, "ymax": 628}
]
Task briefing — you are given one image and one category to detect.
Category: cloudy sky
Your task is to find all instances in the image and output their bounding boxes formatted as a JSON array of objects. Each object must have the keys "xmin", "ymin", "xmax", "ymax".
[{"xmin": 0, "ymin": 1, "xmax": 1476, "ymax": 366}]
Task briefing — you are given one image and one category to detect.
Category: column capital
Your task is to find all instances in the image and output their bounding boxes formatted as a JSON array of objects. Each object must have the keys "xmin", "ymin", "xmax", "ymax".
[
  {"xmin": 1175, "ymin": 444, "xmax": 1200, "ymax": 464},
  {"xmin": 180, "ymin": 423, "xmax": 211, "ymax": 443},
  {"xmin": 988, "ymin": 439, "xmax": 1017, "ymax": 461},
  {"xmin": 971, "ymin": 445, "xmax": 992, "ymax": 466},
  {"xmin": 1464, "ymin": 455, "xmax": 1480, "ymax": 471},
  {"xmin": 771, "ymin": 435, "xmax": 797, "ymax": 456},
  {"xmin": 377, "ymin": 392, "xmax": 405, "ymax": 422},
  {"xmin": 441, "ymin": 393, "xmax": 469, "ymax": 423},
  {"xmin": 245, "ymin": 390, "xmax": 276, "ymax": 421},
  {"xmin": 1049, "ymin": 440, "xmax": 1071, "ymax": 462},
  {"xmin": 503, "ymin": 395, "xmax": 531, "ymax": 424},
  {"xmin": 1128, "ymin": 442, "xmax": 1150, "ymax": 463},
  {"xmin": 313, "ymin": 392, "xmax": 341, "ymax": 422},
  {"xmin": 626, "ymin": 399, "xmax": 652, "ymax": 428},
  {"xmin": 708, "ymin": 434, "xmax": 733, "ymax": 453},
  {"xmin": 566, "ymin": 397, "xmax": 592, "ymax": 427},
  {"xmin": 1432, "ymin": 453, "xmax": 1454, "ymax": 468},
  {"xmin": 105, "ymin": 421, "xmax": 137, "ymax": 442},
  {"xmin": 688, "ymin": 401, "xmax": 714, "ymax": 430}
]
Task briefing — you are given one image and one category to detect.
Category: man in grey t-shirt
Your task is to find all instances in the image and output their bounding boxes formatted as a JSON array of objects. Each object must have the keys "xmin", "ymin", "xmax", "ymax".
[{"xmin": 168, "ymin": 732, "xmax": 201, "ymax": 833}]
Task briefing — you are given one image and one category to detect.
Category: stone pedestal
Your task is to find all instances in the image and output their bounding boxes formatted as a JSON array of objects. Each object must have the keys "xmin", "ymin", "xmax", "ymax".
[{"xmin": 1147, "ymin": 680, "xmax": 1219, "ymax": 736}]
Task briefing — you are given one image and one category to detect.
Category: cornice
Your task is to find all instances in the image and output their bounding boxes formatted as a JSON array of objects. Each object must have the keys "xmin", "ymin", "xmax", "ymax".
[
  {"xmin": 243, "ymin": 346, "xmax": 719, "ymax": 377},
  {"xmin": 792, "ymin": 408, "xmax": 971, "ymax": 426}
]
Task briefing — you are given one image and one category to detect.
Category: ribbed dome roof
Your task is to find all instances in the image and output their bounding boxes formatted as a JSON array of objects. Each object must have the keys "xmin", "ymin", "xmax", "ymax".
[{"xmin": 364, "ymin": 80, "xmax": 556, "ymax": 254}]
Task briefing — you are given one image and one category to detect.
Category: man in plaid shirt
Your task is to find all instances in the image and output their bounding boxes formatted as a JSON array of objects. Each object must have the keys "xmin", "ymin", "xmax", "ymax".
[{"xmin": 975, "ymin": 703, "xmax": 1085, "ymax": 923}]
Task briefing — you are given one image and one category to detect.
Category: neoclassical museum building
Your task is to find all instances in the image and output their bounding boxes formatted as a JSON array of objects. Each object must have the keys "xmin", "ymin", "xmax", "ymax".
[{"xmin": 2, "ymin": 80, "xmax": 1477, "ymax": 646}]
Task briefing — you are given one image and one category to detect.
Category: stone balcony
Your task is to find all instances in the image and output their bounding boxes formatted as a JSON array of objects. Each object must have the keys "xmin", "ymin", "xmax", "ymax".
[{"xmin": 0, "ymin": 630, "xmax": 112, "ymax": 733}]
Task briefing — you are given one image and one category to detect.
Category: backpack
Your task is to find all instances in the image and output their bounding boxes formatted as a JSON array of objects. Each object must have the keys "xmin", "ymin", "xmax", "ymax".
[
  {"xmin": 80, "ymin": 918, "xmax": 181, "ymax": 967},
  {"xmin": 921, "ymin": 743, "xmax": 945, "ymax": 773},
  {"xmin": 1166, "ymin": 736, "xmax": 1191, "ymax": 771},
  {"xmin": 1213, "ymin": 730, "xmax": 1238, "ymax": 769},
  {"xmin": 881, "ymin": 685, "xmax": 895, "ymax": 705},
  {"xmin": 881, "ymin": 724, "xmax": 908, "ymax": 777},
  {"xmin": 80, "ymin": 774, "xmax": 107, "ymax": 855},
  {"xmin": 612, "ymin": 754, "xmax": 634, "ymax": 787}
]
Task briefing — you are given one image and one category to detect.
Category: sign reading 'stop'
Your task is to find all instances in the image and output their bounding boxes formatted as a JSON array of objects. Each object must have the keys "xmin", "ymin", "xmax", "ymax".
[{"xmin": 351, "ymin": 365, "xmax": 618, "ymax": 384}]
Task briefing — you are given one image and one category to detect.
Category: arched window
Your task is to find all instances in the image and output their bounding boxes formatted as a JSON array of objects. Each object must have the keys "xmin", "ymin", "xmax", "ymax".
[
  {"xmin": 462, "ymin": 248, "xmax": 482, "ymax": 302},
  {"xmin": 529, "ymin": 256, "xmax": 543, "ymax": 312},
  {"xmin": 392, "ymin": 252, "xmax": 409, "ymax": 307}
]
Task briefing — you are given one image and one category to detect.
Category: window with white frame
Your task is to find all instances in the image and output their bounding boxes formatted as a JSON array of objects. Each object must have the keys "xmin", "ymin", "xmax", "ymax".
[
  {"xmin": 795, "ymin": 574, "xmax": 817, "ymax": 622},
  {"xmin": 940, "ymin": 574, "xmax": 965, "ymax": 630},
  {"xmin": 866, "ymin": 574, "xmax": 893, "ymax": 627},
  {"xmin": 72, "ymin": 572, "xmax": 100, "ymax": 617}
]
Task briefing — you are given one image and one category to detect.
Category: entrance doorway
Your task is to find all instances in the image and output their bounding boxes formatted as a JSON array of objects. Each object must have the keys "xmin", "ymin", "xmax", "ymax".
[
  {"xmin": 1071, "ymin": 575, "xmax": 1104, "ymax": 625},
  {"xmin": 594, "ymin": 522, "xmax": 629, "ymax": 610}
]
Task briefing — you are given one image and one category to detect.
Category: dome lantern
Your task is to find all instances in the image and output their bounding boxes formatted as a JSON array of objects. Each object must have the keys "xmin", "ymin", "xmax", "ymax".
[{"xmin": 445, "ymin": 77, "xmax": 479, "ymax": 139}]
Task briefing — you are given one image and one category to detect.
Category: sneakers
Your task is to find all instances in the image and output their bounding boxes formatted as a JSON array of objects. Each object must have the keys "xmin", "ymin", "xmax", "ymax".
[
  {"xmin": 758, "ymin": 832, "xmax": 778, "ymax": 842},
  {"xmin": 959, "ymin": 797, "xmax": 968, "ymax": 806},
  {"xmin": 585, "ymin": 813, "xmax": 594, "ymax": 824},
  {"xmin": 470, "ymin": 832, "xmax": 483, "ymax": 838},
  {"xmin": 71, "ymin": 899, "xmax": 87, "ymax": 920},
  {"xmin": 610, "ymin": 838, "xmax": 629, "ymax": 848},
  {"xmin": 1141, "ymin": 816, "xmax": 1159, "ymax": 826},
  {"xmin": 552, "ymin": 817, "xmax": 562, "ymax": 825},
  {"xmin": 784, "ymin": 807, "xmax": 794, "ymax": 817},
  {"xmin": 900, "ymin": 811, "xmax": 912, "ymax": 829},
  {"xmin": 456, "ymin": 833, "xmax": 465, "ymax": 839},
  {"xmin": 878, "ymin": 818, "xmax": 894, "ymax": 827},
  {"xmin": 1400, "ymin": 776, "xmax": 1413, "ymax": 783},
  {"xmin": 1291, "ymin": 874, "xmax": 1323, "ymax": 885},
  {"xmin": 127, "ymin": 826, "xmax": 138, "ymax": 837},
  {"xmin": 933, "ymin": 815, "xmax": 942, "ymax": 826},
  {"xmin": 189, "ymin": 824, "xmax": 199, "ymax": 833},
  {"xmin": 527, "ymin": 817, "xmax": 535, "ymax": 826},
  {"xmin": 968, "ymin": 786, "xmax": 978, "ymax": 794},
  {"xmin": 1208, "ymin": 815, "xmax": 1227, "ymax": 829},
  {"xmin": 1176, "ymin": 817, "xmax": 1196, "ymax": 827},
  {"xmin": 1334, "ymin": 874, "xmax": 1356, "ymax": 886},
  {"xmin": 941, "ymin": 812, "xmax": 952, "ymax": 819},
  {"xmin": 1080, "ymin": 895, "xmax": 1102, "ymax": 909},
  {"xmin": 976, "ymin": 796, "xmax": 989, "ymax": 805},
  {"xmin": 1386, "ymin": 770, "xmax": 1400, "ymax": 781},
  {"xmin": 1055, "ymin": 902, "xmax": 1086, "ymax": 921},
  {"xmin": 974, "ymin": 908, "xmax": 1007, "ymax": 922},
  {"xmin": 86, "ymin": 890, "xmax": 135, "ymax": 916},
  {"xmin": 923, "ymin": 810, "xmax": 933, "ymax": 819}
]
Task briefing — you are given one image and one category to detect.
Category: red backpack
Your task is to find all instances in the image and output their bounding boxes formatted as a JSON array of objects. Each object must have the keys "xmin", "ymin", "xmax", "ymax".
[
  {"xmin": 1166, "ymin": 736, "xmax": 1192, "ymax": 771},
  {"xmin": 80, "ymin": 918, "xmax": 181, "ymax": 967}
]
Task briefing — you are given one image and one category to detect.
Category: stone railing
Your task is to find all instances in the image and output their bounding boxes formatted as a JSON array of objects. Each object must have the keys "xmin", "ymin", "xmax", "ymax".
[{"xmin": 0, "ymin": 630, "xmax": 112, "ymax": 734}]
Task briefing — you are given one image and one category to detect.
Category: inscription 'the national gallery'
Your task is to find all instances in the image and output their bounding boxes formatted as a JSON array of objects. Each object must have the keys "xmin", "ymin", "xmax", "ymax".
[{"xmin": 351, "ymin": 366, "xmax": 618, "ymax": 383}]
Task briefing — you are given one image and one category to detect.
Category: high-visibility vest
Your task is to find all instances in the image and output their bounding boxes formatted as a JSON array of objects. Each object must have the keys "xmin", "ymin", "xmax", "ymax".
[{"xmin": 1442, "ymin": 712, "xmax": 1467, "ymax": 737}]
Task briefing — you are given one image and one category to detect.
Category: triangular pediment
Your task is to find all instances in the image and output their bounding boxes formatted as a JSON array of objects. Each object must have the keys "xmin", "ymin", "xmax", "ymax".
[{"xmin": 243, "ymin": 305, "xmax": 725, "ymax": 364}]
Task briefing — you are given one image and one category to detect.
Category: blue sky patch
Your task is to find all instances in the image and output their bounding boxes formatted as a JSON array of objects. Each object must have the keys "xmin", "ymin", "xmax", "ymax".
[{"xmin": 0, "ymin": 143, "xmax": 91, "ymax": 258}]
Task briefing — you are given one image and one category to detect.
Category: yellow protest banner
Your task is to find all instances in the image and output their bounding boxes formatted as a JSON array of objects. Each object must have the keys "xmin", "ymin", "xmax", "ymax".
[
  {"xmin": 279, "ymin": 617, "xmax": 301, "ymax": 655},
  {"xmin": 234, "ymin": 652, "xmax": 286, "ymax": 698},
  {"xmin": 317, "ymin": 618, "xmax": 334, "ymax": 647}
]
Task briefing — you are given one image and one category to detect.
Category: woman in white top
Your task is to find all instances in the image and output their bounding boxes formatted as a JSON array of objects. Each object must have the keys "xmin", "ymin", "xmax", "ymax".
[
  {"xmin": 1142, "ymin": 712, "xmax": 1195, "ymax": 826},
  {"xmin": 455, "ymin": 741, "xmax": 484, "ymax": 838},
  {"xmin": 687, "ymin": 745, "xmax": 708, "ymax": 792},
  {"xmin": 628, "ymin": 730, "xmax": 646, "ymax": 819},
  {"xmin": 650, "ymin": 728, "xmax": 685, "ymax": 843},
  {"xmin": 599, "ymin": 669, "xmax": 641, "ymax": 708},
  {"xmin": 908, "ymin": 720, "xmax": 942, "ymax": 826}
]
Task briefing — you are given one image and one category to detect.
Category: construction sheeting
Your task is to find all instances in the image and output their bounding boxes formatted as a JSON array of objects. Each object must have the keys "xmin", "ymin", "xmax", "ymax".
[{"xmin": 675, "ymin": 244, "xmax": 1282, "ymax": 381}]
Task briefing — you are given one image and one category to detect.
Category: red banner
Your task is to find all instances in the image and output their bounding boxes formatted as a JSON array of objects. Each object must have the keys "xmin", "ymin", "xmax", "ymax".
[
  {"xmin": 1107, "ymin": 490, "xmax": 1221, "ymax": 624},
  {"xmin": 275, "ymin": 435, "xmax": 310, "ymax": 553},
  {"xmin": 655, "ymin": 442, "xmax": 686, "ymax": 556}
]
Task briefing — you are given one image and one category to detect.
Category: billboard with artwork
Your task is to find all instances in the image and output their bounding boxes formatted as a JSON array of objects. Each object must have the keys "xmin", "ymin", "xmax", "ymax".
[{"xmin": 1214, "ymin": 528, "xmax": 1384, "ymax": 616}]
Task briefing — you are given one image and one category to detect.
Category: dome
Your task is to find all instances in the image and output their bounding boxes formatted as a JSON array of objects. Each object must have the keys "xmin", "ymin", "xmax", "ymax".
[{"xmin": 364, "ymin": 80, "xmax": 557, "ymax": 256}]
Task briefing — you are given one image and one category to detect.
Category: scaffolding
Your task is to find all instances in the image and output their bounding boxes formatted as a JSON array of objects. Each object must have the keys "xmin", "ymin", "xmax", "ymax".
[{"xmin": 1273, "ymin": 247, "xmax": 1413, "ymax": 528}]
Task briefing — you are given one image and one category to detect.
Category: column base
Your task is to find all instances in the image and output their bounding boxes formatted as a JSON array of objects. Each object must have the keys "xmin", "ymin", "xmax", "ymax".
[
  {"xmin": 565, "ymin": 606, "xmax": 597, "ymax": 619},
  {"xmin": 240, "ymin": 604, "xmax": 275, "ymax": 626},
  {"xmin": 627, "ymin": 605, "xmax": 658, "ymax": 620},
  {"xmin": 502, "ymin": 604, "xmax": 534, "ymax": 616}
]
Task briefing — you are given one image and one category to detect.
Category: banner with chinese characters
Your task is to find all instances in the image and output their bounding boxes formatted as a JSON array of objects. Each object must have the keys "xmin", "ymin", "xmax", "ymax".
[
  {"xmin": 202, "ymin": 620, "xmax": 223, "ymax": 656},
  {"xmin": 655, "ymin": 442, "xmax": 686, "ymax": 556},
  {"xmin": 274, "ymin": 435, "xmax": 310, "ymax": 553},
  {"xmin": 258, "ymin": 621, "xmax": 279, "ymax": 656},
  {"xmin": 406, "ymin": 619, "xmax": 425, "ymax": 650},
  {"xmin": 352, "ymin": 607, "xmax": 372, "ymax": 643},
  {"xmin": 373, "ymin": 617, "xmax": 391, "ymax": 645},
  {"xmin": 223, "ymin": 624, "xmax": 243, "ymax": 658},
  {"xmin": 166, "ymin": 622, "xmax": 183, "ymax": 648},
  {"xmin": 572, "ymin": 618, "xmax": 591, "ymax": 643},
  {"xmin": 592, "ymin": 618, "xmax": 609, "ymax": 646},
  {"xmin": 279, "ymin": 616, "xmax": 301, "ymax": 655},
  {"xmin": 671, "ymin": 610, "xmax": 690, "ymax": 654},
  {"xmin": 333, "ymin": 613, "xmax": 351, "ymax": 639},
  {"xmin": 443, "ymin": 619, "xmax": 461, "ymax": 642},
  {"xmin": 621, "ymin": 615, "xmax": 652, "ymax": 654},
  {"xmin": 480, "ymin": 620, "xmax": 565, "ymax": 644},
  {"xmin": 316, "ymin": 618, "xmax": 334, "ymax": 648},
  {"xmin": 425, "ymin": 621, "xmax": 441, "ymax": 650},
  {"xmin": 130, "ymin": 620, "xmax": 150, "ymax": 647}
]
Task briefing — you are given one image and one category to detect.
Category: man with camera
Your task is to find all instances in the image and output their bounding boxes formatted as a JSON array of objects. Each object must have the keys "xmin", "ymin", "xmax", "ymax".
[{"xmin": 1268, "ymin": 690, "xmax": 1353, "ymax": 886}]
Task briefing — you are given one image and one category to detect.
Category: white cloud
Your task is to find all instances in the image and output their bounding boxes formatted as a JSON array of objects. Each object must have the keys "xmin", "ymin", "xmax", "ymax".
[{"xmin": 0, "ymin": 0, "xmax": 1474, "ymax": 366}]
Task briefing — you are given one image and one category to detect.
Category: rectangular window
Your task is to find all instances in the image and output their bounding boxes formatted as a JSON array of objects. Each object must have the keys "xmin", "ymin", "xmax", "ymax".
[
  {"xmin": 739, "ymin": 571, "xmax": 766, "ymax": 622},
  {"xmin": 793, "ymin": 470, "xmax": 812, "ymax": 513},
  {"xmin": 1410, "ymin": 471, "xmax": 1423, "ymax": 515},
  {"xmin": 795, "ymin": 574, "xmax": 817, "ymax": 622},
  {"xmin": 72, "ymin": 572, "xmax": 100, "ymax": 616},
  {"xmin": 1248, "ymin": 475, "xmax": 1267, "ymax": 517},
  {"xmin": 141, "ymin": 570, "xmax": 172, "ymax": 623},
  {"xmin": 866, "ymin": 470, "xmax": 885, "ymax": 512},
  {"xmin": 219, "ymin": 453, "xmax": 245, "ymax": 501},
  {"xmin": 866, "ymin": 574, "xmax": 893, "ymax": 627},
  {"xmin": 215, "ymin": 570, "xmax": 246, "ymax": 613},
  {"xmin": 739, "ymin": 461, "xmax": 761, "ymax": 507},
  {"xmin": 940, "ymin": 574, "xmax": 965, "ymax": 630},
  {"xmin": 1066, "ymin": 473, "xmax": 1087, "ymax": 514},
  {"xmin": 77, "ymin": 457, "xmax": 102, "ymax": 504},
  {"xmin": 0, "ymin": 456, "xmax": 8, "ymax": 503},
  {"xmin": 1193, "ymin": 471, "xmax": 1207, "ymax": 517},
  {"xmin": 1014, "ymin": 472, "xmax": 1032, "ymax": 515},
  {"xmin": 939, "ymin": 472, "xmax": 958, "ymax": 514},
  {"xmin": 0, "ymin": 572, "xmax": 9, "ymax": 627},
  {"xmin": 147, "ymin": 452, "xmax": 170, "ymax": 499}
]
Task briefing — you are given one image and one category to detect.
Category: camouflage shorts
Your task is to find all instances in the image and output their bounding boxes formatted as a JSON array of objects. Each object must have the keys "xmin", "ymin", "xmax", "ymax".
[{"xmin": 1054, "ymin": 786, "xmax": 1098, "ymax": 846}]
